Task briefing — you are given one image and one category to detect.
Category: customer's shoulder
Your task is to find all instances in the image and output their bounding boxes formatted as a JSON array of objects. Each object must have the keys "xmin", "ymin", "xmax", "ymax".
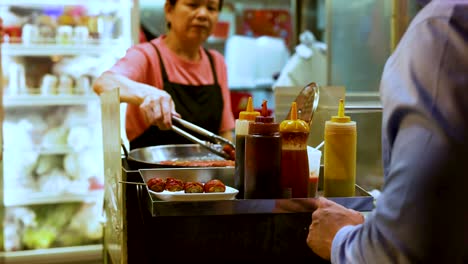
[
  {"xmin": 449, "ymin": 1, "xmax": 468, "ymax": 27},
  {"xmin": 403, "ymin": 1, "xmax": 468, "ymax": 41},
  {"xmin": 411, "ymin": 1, "xmax": 468, "ymax": 25}
]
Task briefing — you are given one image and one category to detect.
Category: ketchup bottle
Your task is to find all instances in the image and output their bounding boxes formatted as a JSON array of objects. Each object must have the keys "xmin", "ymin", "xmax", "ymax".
[
  {"xmin": 234, "ymin": 97, "xmax": 260, "ymax": 198},
  {"xmin": 244, "ymin": 100, "xmax": 282, "ymax": 199},
  {"xmin": 279, "ymin": 102, "xmax": 310, "ymax": 198}
]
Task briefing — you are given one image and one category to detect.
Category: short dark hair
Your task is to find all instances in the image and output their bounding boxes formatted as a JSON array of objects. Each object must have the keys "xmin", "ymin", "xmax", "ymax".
[{"xmin": 166, "ymin": 0, "xmax": 224, "ymax": 29}]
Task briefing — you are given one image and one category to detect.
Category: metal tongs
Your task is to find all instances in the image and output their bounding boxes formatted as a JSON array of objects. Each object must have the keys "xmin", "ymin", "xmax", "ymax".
[{"xmin": 171, "ymin": 116, "xmax": 235, "ymax": 160}]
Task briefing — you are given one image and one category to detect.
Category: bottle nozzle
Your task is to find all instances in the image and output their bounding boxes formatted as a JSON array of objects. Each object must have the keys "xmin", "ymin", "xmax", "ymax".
[
  {"xmin": 279, "ymin": 101, "xmax": 309, "ymax": 132},
  {"xmin": 291, "ymin": 102, "xmax": 298, "ymax": 120},
  {"xmin": 255, "ymin": 100, "xmax": 274, "ymax": 123},
  {"xmin": 338, "ymin": 99, "xmax": 345, "ymax": 117},
  {"xmin": 261, "ymin": 100, "xmax": 268, "ymax": 117},
  {"xmin": 246, "ymin": 97, "xmax": 254, "ymax": 112},
  {"xmin": 239, "ymin": 97, "xmax": 260, "ymax": 121},
  {"xmin": 331, "ymin": 99, "xmax": 351, "ymax": 123}
]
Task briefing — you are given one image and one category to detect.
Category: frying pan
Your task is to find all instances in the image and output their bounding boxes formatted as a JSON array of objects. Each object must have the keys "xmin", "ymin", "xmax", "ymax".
[{"xmin": 122, "ymin": 143, "xmax": 228, "ymax": 169}]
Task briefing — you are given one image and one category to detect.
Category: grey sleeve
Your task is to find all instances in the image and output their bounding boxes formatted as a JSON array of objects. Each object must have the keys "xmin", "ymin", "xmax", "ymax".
[{"xmin": 330, "ymin": 2, "xmax": 468, "ymax": 263}]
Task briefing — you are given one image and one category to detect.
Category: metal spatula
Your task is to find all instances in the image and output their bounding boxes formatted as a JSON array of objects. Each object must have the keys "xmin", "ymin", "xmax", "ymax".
[{"xmin": 285, "ymin": 82, "xmax": 320, "ymax": 126}]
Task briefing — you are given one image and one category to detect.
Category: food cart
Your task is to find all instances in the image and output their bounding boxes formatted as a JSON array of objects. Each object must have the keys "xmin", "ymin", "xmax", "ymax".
[{"xmin": 100, "ymin": 89, "xmax": 374, "ymax": 264}]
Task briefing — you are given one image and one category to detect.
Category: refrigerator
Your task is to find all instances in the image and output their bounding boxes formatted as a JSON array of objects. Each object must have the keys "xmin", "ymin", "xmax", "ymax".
[{"xmin": 0, "ymin": 0, "xmax": 137, "ymax": 263}]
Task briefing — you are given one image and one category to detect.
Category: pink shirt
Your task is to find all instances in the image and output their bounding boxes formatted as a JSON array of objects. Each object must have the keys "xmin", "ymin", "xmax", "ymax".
[{"xmin": 109, "ymin": 36, "xmax": 235, "ymax": 141}]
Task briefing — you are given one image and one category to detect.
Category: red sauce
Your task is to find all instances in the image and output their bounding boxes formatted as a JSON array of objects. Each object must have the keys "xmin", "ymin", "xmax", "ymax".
[
  {"xmin": 158, "ymin": 160, "xmax": 235, "ymax": 167},
  {"xmin": 244, "ymin": 134, "xmax": 282, "ymax": 199},
  {"xmin": 308, "ymin": 173, "xmax": 319, "ymax": 198},
  {"xmin": 280, "ymin": 149, "xmax": 309, "ymax": 198},
  {"xmin": 244, "ymin": 100, "xmax": 283, "ymax": 199}
]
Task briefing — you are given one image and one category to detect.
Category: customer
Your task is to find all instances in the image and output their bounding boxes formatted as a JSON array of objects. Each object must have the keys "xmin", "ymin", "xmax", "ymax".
[
  {"xmin": 307, "ymin": 1, "xmax": 468, "ymax": 263},
  {"xmin": 93, "ymin": 0, "xmax": 234, "ymax": 150}
]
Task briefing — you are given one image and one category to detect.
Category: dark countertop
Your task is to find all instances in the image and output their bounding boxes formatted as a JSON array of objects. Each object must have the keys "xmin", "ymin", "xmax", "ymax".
[{"xmin": 122, "ymin": 165, "xmax": 374, "ymax": 263}]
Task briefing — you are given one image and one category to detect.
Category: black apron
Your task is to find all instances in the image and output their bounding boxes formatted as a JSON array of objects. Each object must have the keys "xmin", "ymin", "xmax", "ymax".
[{"xmin": 130, "ymin": 43, "xmax": 224, "ymax": 150}]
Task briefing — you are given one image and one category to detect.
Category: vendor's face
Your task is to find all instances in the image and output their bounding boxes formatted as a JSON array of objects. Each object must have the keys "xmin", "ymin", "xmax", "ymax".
[{"xmin": 166, "ymin": 0, "xmax": 220, "ymax": 43}]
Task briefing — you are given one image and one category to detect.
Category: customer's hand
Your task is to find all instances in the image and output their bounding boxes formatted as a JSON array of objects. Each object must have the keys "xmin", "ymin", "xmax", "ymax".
[
  {"xmin": 306, "ymin": 197, "xmax": 365, "ymax": 260},
  {"xmin": 140, "ymin": 88, "xmax": 180, "ymax": 130}
]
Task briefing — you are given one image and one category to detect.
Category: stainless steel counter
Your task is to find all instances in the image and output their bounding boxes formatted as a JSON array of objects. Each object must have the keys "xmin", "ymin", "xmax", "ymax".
[
  {"xmin": 130, "ymin": 167, "xmax": 375, "ymax": 217},
  {"xmin": 123, "ymin": 164, "xmax": 375, "ymax": 263}
]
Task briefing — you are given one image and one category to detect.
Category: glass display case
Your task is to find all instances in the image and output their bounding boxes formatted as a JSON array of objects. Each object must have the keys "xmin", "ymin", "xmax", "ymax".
[{"xmin": 0, "ymin": 0, "xmax": 137, "ymax": 263}]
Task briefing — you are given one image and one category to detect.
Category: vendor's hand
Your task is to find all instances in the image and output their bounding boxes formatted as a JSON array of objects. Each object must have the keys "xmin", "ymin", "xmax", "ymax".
[
  {"xmin": 306, "ymin": 197, "xmax": 365, "ymax": 260},
  {"xmin": 140, "ymin": 88, "xmax": 180, "ymax": 130}
]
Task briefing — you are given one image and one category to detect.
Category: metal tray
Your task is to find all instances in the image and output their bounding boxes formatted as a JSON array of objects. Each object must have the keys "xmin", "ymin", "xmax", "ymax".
[
  {"xmin": 140, "ymin": 167, "xmax": 237, "ymax": 201},
  {"xmin": 137, "ymin": 167, "xmax": 375, "ymax": 217}
]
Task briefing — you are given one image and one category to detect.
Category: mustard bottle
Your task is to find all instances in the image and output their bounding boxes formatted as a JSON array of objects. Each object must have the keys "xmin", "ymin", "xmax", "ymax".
[
  {"xmin": 323, "ymin": 99, "xmax": 357, "ymax": 197},
  {"xmin": 279, "ymin": 102, "xmax": 310, "ymax": 198},
  {"xmin": 234, "ymin": 97, "xmax": 260, "ymax": 198}
]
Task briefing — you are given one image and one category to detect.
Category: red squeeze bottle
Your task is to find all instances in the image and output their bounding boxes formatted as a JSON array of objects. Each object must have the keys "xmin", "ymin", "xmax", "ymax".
[
  {"xmin": 244, "ymin": 100, "xmax": 282, "ymax": 199},
  {"xmin": 279, "ymin": 102, "xmax": 310, "ymax": 198}
]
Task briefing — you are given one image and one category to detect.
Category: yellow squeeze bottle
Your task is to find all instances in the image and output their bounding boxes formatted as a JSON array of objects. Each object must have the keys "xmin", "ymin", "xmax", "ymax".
[{"xmin": 323, "ymin": 99, "xmax": 357, "ymax": 197}]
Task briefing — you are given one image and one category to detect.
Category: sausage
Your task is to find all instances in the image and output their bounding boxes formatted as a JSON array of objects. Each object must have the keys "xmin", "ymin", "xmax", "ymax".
[
  {"xmin": 165, "ymin": 177, "xmax": 184, "ymax": 192},
  {"xmin": 222, "ymin": 145, "xmax": 236, "ymax": 161},
  {"xmin": 147, "ymin": 177, "xmax": 166, "ymax": 192},
  {"xmin": 204, "ymin": 179, "xmax": 226, "ymax": 193},
  {"xmin": 184, "ymin": 182, "xmax": 204, "ymax": 193}
]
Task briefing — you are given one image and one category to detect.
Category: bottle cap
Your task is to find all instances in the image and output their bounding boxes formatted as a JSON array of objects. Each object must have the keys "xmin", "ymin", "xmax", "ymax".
[
  {"xmin": 331, "ymin": 99, "xmax": 351, "ymax": 123},
  {"xmin": 249, "ymin": 100, "xmax": 279, "ymax": 134},
  {"xmin": 280, "ymin": 102, "xmax": 310, "ymax": 132},
  {"xmin": 255, "ymin": 100, "xmax": 274, "ymax": 123},
  {"xmin": 239, "ymin": 97, "xmax": 260, "ymax": 121}
]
